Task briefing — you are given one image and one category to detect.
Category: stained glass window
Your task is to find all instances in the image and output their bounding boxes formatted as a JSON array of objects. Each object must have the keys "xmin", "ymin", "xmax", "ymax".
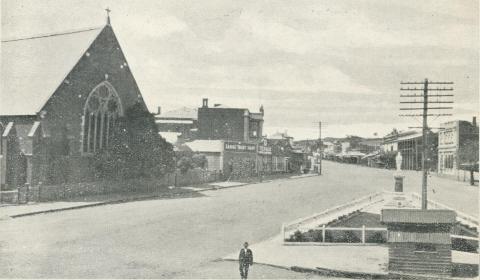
[{"xmin": 82, "ymin": 82, "xmax": 122, "ymax": 153}]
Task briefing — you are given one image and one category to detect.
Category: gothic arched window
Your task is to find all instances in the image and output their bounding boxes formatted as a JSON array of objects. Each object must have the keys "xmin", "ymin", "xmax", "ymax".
[{"xmin": 82, "ymin": 82, "xmax": 123, "ymax": 154}]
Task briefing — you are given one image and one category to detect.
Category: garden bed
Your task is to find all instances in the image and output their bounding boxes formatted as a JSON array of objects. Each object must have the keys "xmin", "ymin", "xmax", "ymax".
[
  {"xmin": 285, "ymin": 210, "xmax": 387, "ymax": 244},
  {"xmin": 285, "ymin": 210, "xmax": 479, "ymax": 252}
]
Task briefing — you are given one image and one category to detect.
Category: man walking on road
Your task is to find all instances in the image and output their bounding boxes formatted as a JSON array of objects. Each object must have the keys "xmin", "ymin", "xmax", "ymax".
[{"xmin": 239, "ymin": 242, "xmax": 253, "ymax": 279}]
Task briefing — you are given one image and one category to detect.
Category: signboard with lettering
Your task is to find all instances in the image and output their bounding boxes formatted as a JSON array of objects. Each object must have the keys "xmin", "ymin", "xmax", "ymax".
[
  {"xmin": 224, "ymin": 142, "xmax": 257, "ymax": 153},
  {"xmin": 257, "ymin": 145, "xmax": 272, "ymax": 155}
]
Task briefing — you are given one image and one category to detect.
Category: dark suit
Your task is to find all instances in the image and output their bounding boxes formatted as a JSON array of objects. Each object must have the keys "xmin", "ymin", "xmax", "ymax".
[{"xmin": 238, "ymin": 248, "xmax": 253, "ymax": 279}]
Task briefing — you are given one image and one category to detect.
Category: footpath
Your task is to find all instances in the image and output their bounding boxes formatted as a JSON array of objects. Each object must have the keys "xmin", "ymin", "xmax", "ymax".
[{"xmin": 0, "ymin": 173, "xmax": 318, "ymax": 219}]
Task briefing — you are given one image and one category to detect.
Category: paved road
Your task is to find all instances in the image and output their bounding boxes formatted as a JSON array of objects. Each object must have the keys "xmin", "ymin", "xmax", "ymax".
[{"xmin": 0, "ymin": 161, "xmax": 477, "ymax": 278}]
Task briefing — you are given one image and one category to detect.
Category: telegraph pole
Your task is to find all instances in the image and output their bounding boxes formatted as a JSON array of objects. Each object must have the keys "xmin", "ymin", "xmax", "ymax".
[
  {"xmin": 318, "ymin": 121, "xmax": 322, "ymax": 175},
  {"xmin": 400, "ymin": 79, "xmax": 453, "ymax": 209}
]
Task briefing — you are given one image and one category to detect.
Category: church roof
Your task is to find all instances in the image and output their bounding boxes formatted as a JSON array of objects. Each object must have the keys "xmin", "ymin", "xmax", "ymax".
[
  {"xmin": 158, "ymin": 107, "xmax": 198, "ymax": 120},
  {"xmin": 1, "ymin": 26, "xmax": 104, "ymax": 116}
]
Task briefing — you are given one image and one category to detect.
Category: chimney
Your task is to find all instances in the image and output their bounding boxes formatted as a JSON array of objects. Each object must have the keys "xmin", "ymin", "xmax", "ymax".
[
  {"xmin": 473, "ymin": 116, "xmax": 477, "ymax": 127},
  {"xmin": 202, "ymin": 98, "xmax": 208, "ymax": 108},
  {"xmin": 157, "ymin": 106, "xmax": 161, "ymax": 115},
  {"xmin": 260, "ymin": 105, "xmax": 264, "ymax": 116}
]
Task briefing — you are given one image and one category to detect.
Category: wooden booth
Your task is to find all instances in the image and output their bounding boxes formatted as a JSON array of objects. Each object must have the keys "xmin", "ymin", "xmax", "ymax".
[{"xmin": 381, "ymin": 209, "xmax": 456, "ymax": 278}]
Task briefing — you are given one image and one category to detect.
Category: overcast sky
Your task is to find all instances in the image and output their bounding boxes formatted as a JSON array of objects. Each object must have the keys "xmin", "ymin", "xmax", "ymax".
[{"xmin": 2, "ymin": 0, "xmax": 478, "ymax": 139}]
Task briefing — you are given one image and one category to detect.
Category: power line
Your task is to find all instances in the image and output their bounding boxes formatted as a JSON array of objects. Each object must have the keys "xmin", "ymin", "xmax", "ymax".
[
  {"xmin": 319, "ymin": 121, "xmax": 322, "ymax": 175},
  {"xmin": 400, "ymin": 94, "xmax": 454, "ymax": 98},
  {"xmin": 399, "ymin": 78, "xmax": 454, "ymax": 210},
  {"xmin": 400, "ymin": 107, "xmax": 453, "ymax": 110},
  {"xmin": 399, "ymin": 114, "xmax": 453, "ymax": 117},
  {"xmin": 399, "ymin": 88, "xmax": 453, "ymax": 91},
  {"xmin": 401, "ymin": 81, "xmax": 454, "ymax": 85},
  {"xmin": 400, "ymin": 101, "xmax": 453, "ymax": 104}
]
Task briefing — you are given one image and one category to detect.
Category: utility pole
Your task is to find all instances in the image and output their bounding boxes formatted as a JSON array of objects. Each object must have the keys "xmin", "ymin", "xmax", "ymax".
[
  {"xmin": 400, "ymin": 79, "xmax": 454, "ymax": 209},
  {"xmin": 318, "ymin": 121, "xmax": 322, "ymax": 175}
]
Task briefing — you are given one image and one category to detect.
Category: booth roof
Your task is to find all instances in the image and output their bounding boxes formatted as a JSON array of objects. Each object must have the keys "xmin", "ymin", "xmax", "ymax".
[{"xmin": 381, "ymin": 209, "xmax": 456, "ymax": 224}]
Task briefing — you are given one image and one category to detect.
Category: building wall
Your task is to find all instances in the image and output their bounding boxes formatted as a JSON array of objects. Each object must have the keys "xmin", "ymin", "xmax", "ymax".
[
  {"xmin": 438, "ymin": 120, "xmax": 479, "ymax": 176},
  {"xmin": 202, "ymin": 152, "xmax": 222, "ymax": 171},
  {"xmin": 198, "ymin": 108, "xmax": 247, "ymax": 141},
  {"xmin": 198, "ymin": 106, "xmax": 263, "ymax": 143},
  {"xmin": 248, "ymin": 119, "xmax": 262, "ymax": 140},
  {"xmin": 0, "ymin": 117, "xmax": 37, "ymax": 189},
  {"xmin": 223, "ymin": 151, "xmax": 257, "ymax": 179},
  {"xmin": 438, "ymin": 121, "xmax": 458, "ymax": 175},
  {"xmin": 382, "ymin": 142, "xmax": 398, "ymax": 153}
]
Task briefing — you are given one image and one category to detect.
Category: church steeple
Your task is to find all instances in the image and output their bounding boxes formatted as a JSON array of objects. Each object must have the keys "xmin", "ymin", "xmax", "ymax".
[{"xmin": 105, "ymin": 8, "xmax": 111, "ymax": 25}]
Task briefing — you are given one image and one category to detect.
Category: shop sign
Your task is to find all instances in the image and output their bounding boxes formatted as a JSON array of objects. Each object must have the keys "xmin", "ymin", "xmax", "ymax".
[
  {"xmin": 224, "ymin": 141, "xmax": 256, "ymax": 153},
  {"xmin": 257, "ymin": 145, "xmax": 272, "ymax": 155}
]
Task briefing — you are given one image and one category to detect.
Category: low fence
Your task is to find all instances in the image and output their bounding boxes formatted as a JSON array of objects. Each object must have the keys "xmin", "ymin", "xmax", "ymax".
[
  {"xmin": 284, "ymin": 227, "xmax": 478, "ymax": 248},
  {"xmin": 282, "ymin": 191, "xmax": 479, "ymax": 246},
  {"xmin": 0, "ymin": 168, "xmax": 221, "ymax": 204},
  {"xmin": 283, "ymin": 192, "xmax": 384, "ymax": 236},
  {"xmin": 284, "ymin": 225, "xmax": 388, "ymax": 245}
]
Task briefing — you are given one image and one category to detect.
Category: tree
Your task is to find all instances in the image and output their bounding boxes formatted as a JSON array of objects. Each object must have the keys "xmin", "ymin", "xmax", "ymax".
[
  {"xmin": 458, "ymin": 137, "xmax": 479, "ymax": 185},
  {"xmin": 177, "ymin": 156, "xmax": 194, "ymax": 174},
  {"xmin": 95, "ymin": 102, "xmax": 175, "ymax": 180},
  {"xmin": 125, "ymin": 102, "xmax": 175, "ymax": 178},
  {"xmin": 192, "ymin": 154, "xmax": 208, "ymax": 169}
]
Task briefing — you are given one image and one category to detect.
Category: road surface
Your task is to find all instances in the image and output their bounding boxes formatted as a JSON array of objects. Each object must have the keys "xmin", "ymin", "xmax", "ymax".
[{"xmin": 0, "ymin": 161, "xmax": 477, "ymax": 278}]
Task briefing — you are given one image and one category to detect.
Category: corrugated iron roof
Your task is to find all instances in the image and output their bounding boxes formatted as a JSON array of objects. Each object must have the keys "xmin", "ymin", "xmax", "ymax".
[
  {"xmin": 184, "ymin": 140, "xmax": 224, "ymax": 153},
  {"xmin": 381, "ymin": 209, "xmax": 456, "ymax": 224},
  {"xmin": 155, "ymin": 119, "xmax": 194, "ymax": 124},
  {"xmin": 158, "ymin": 107, "xmax": 198, "ymax": 120},
  {"xmin": 396, "ymin": 131, "xmax": 423, "ymax": 141},
  {"xmin": 388, "ymin": 231, "xmax": 451, "ymax": 244},
  {"xmin": 1, "ymin": 26, "xmax": 104, "ymax": 116}
]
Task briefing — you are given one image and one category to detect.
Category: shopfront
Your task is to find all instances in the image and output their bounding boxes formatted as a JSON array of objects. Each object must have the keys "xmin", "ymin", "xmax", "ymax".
[
  {"xmin": 257, "ymin": 142, "xmax": 272, "ymax": 174},
  {"xmin": 223, "ymin": 141, "xmax": 257, "ymax": 179}
]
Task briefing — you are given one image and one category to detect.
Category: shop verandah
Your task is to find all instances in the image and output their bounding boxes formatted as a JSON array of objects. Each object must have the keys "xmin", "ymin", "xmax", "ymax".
[{"xmin": 397, "ymin": 132, "xmax": 438, "ymax": 171}]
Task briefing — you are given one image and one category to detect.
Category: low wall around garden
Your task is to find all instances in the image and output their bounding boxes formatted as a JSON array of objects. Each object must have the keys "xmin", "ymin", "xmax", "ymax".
[{"xmin": 2, "ymin": 168, "xmax": 221, "ymax": 203}]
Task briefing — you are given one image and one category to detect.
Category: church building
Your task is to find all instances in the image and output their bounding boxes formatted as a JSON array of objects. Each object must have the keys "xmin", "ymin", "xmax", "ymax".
[{"xmin": 1, "ymin": 15, "xmax": 154, "ymax": 190}]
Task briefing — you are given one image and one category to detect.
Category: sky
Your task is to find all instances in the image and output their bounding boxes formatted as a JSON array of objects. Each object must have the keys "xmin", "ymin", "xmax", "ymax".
[{"xmin": 2, "ymin": 0, "xmax": 478, "ymax": 139}]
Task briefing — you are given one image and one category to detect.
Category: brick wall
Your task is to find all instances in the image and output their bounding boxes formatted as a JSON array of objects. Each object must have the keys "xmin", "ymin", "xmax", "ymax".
[{"xmin": 198, "ymin": 108, "xmax": 246, "ymax": 141}]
